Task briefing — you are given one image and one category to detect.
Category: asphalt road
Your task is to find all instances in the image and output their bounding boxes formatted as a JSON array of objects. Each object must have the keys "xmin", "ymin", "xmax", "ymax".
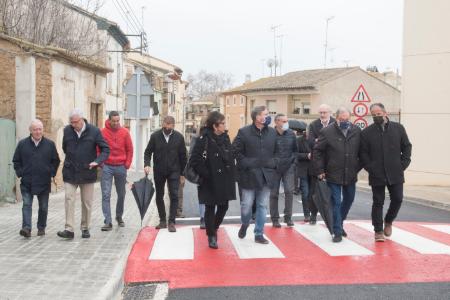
[{"xmin": 168, "ymin": 182, "xmax": 450, "ymax": 300}]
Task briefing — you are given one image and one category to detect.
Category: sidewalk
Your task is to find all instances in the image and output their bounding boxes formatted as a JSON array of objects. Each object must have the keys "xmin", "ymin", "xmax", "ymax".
[
  {"xmin": 357, "ymin": 181, "xmax": 450, "ymax": 211},
  {"xmin": 0, "ymin": 171, "xmax": 158, "ymax": 300}
]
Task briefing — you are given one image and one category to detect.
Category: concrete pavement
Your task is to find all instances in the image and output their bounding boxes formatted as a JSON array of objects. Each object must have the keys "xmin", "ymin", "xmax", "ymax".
[{"xmin": 0, "ymin": 171, "xmax": 156, "ymax": 300}]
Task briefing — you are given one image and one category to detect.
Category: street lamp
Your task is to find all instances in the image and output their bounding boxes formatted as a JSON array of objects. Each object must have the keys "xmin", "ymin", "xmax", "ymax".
[{"xmin": 324, "ymin": 16, "xmax": 334, "ymax": 69}]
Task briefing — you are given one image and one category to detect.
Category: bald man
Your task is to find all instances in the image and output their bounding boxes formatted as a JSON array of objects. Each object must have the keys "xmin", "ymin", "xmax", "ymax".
[{"xmin": 13, "ymin": 119, "xmax": 60, "ymax": 238}]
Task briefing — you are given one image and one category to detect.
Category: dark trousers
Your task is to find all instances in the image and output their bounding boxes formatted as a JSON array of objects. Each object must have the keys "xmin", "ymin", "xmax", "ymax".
[
  {"xmin": 308, "ymin": 176, "xmax": 319, "ymax": 218},
  {"xmin": 371, "ymin": 183, "xmax": 403, "ymax": 232},
  {"xmin": 270, "ymin": 166, "xmax": 295, "ymax": 221},
  {"xmin": 205, "ymin": 203, "xmax": 229, "ymax": 237},
  {"xmin": 154, "ymin": 171, "xmax": 180, "ymax": 223},
  {"xmin": 21, "ymin": 187, "xmax": 49, "ymax": 231}
]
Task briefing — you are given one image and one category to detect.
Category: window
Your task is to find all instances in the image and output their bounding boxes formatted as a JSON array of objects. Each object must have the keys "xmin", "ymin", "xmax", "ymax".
[
  {"xmin": 240, "ymin": 114, "xmax": 245, "ymax": 127},
  {"xmin": 250, "ymin": 99, "xmax": 255, "ymax": 109},
  {"xmin": 233, "ymin": 96, "xmax": 236, "ymax": 106},
  {"xmin": 266, "ymin": 100, "xmax": 277, "ymax": 115},
  {"xmin": 226, "ymin": 114, "xmax": 230, "ymax": 129},
  {"xmin": 240, "ymin": 96, "xmax": 245, "ymax": 106},
  {"xmin": 303, "ymin": 102, "xmax": 311, "ymax": 115},
  {"xmin": 226, "ymin": 96, "xmax": 230, "ymax": 106},
  {"xmin": 90, "ymin": 103, "xmax": 101, "ymax": 128}
]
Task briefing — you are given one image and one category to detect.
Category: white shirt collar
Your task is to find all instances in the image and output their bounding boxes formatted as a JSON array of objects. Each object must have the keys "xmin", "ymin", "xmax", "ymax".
[
  {"xmin": 31, "ymin": 136, "xmax": 42, "ymax": 147},
  {"xmin": 75, "ymin": 122, "xmax": 86, "ymax": 138}
]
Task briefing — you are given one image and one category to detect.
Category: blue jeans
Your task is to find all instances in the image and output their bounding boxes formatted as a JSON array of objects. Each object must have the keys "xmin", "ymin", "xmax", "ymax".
[
  {"xmin": 327, "ymin": 182, "xmax": 356, "ymax": 236},
  {"xmin": 199, "ymin": 203, "xmax": 205, "ymax": 218},
  {"xmin": 299, "ymin": 176, "xmax": 310, "ymax": 216},
  {"xmin": 21, "ymin": 187, "xmax": 49, "ymax": 231},
  {"xmin": 101, "ymin": 164, "xmax": 127, "ymax": 224},
  {"xmin": 241, "ymin": 185, "xmax": 271, "ymax": 236}
]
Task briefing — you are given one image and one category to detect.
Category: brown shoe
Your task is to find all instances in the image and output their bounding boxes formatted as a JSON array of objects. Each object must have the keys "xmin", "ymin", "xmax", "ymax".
[
  {"xmin": 384, "ymin": 222, "xmax": 392, "ymax": 237},
  {"xmin": 156, "ymin": 221, "xmax": 167, "ymax": 229},
  {"xmin": 37, "ymin": 229, "xmax": 45, "ymax": 236},
  {"xmin": 168, "ymin": 222, "xmax": 176, "ymax": 232},
  {"xmin": 375, "ymin": 232, "xmax": 385, "ymax": 242}
]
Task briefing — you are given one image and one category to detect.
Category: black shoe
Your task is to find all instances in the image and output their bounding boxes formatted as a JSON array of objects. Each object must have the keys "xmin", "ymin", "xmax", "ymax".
[
  {"xmin": 255, "ymin": 235, "xmax": 269, "ymax": 244},
  {"xmin": 238, "ymin": 224, "xmax": 249, "ymax": 239},
  {"xmin": 293, "ymin": 189, "xmax": 300, "ymax": 195},
  {"xmin": 81, "ymin": 230, "xmax": 90, "ymax": 238},
  {"xmin": 37, "ymin": 229, "xmax": 45, "ymax": 236},
  {"xmin": 310, "ymin": 216, "xmax": 317, "ymax": 225},
  {"xmin": 19, "ymin": 228, "xmax": 31, "ymax": 238},
  {"xmin": 285, "ymin": 219, "xmax": 295, "ymax": 227},
  {"xmin": 208, "ymin": 235, "xmax": 218, "ymax": 249},
  {"xmin": 101, "ymin": 223, "xmax": 113, "ymax": 231},
  {"xmin": 156, "ymin": 221, "xmax": 167, "ymax": 229},
  {"xmin": 116, "ymin": 217, "xmax": 125, "ymax": 227},
  {"xmin": 200, "ymin": 218, "xmax": 206, "ymax": 229},
  {"xmin": 57, "ymin": 230, "xmax": 74, "ymax": 239},
  {"xmin": 332, "ymin": 235, "xmax": 342, "ymax": 243},
  {"xmin": 272, "ymin": 220, "xmax": 281, "ymax": 228},
  {"xmin": 342, "ymin": 229, "xmax": 347, "ymax": 237}
]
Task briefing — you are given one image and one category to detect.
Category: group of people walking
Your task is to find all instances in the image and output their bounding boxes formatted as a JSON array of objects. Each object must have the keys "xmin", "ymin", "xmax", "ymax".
[{"xmin": 13, "ymin": 102, "xmax": 411, "ymax": 249}]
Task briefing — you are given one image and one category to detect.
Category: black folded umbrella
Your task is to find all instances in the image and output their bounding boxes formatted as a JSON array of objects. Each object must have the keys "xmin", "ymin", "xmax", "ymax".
[
  {"xmin": 311, "ymin": 179, "xmax": 334, "ymax": 235},
  {"xmin": 131, "ymin": 175, "xmax": 155, "ymax": 227},
  {"xmin": 288, "ymin": 119, "xmax": 307, "ymax": 131}
]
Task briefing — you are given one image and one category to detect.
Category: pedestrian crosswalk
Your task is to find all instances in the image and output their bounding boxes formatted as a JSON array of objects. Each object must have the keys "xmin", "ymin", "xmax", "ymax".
[
  {"xmin": 125, "ymin": 221, "xmax": 450, "ymax": 289},
  {"xmin": 146, "ymin": 221, "xmax": 450, "ymax": 260}
]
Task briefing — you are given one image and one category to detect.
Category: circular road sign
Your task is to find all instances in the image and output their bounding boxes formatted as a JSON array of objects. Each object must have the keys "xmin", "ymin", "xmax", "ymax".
[
  {"xmin": 354, "ymin": 117, "xmax": 368, "ymax": 130},
  {"xmin": 353, "ymin": 103, "xmax": 369, "ymax": 118}
]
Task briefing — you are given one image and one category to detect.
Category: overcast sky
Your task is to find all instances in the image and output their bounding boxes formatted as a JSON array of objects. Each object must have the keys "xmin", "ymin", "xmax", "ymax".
[{"xmin": 99, "ymin": 0, "xmax": 404, "ymax": 85}]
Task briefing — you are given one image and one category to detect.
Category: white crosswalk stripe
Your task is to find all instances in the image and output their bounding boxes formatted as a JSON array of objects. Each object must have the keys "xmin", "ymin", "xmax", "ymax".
[
  {"xmin": 148, "ymin": 223, "xmax": 450, "ymax": 260},
  {"xmin": 224, "ymin": 225, "xmax": 285, "ymax": 259},
  {"xmin": 421, "ymin": 224, "xmax": 450, "ymax": 235},
  {"xmin": 293, "ymin": 224, "xmax": 374, "ymax": 256},
  {"xmin": 149, "ymin": 227, "xmax": 194, "ymax": 260},
  {"xmin": 351, "ymin": 221, "xmax": 450, "ymax": 255}
]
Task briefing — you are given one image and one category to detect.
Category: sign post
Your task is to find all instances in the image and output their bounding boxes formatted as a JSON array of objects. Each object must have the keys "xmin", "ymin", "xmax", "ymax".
[{"xmin": 350, "ymin": 84, "xmax": 371, "ymax": 130}]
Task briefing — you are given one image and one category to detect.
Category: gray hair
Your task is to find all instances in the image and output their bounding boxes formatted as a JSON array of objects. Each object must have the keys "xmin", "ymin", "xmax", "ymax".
[
  {"xmin": 274, "ymin": 113, "xmax": 286, "ymax": 121},
  {"xmin": 335, "ymin": 106, "xmax": 351, "ymax": 117},
  {"xmin": 69, "ymin": 108, "xmax": 84, "ymax": 119},
  {"xmin": 251, "ymin": 105, "xmax": 266, "ymax": 122},
  {"xmin": 318, "ymin": 104, "xmax": 332, "ymax": 113},
  {"xmin": 370, "ymin": 103, "xmax": 386, "ymax": 112},
  {"xmin": 29, "ymin": 119, "xmax": 43, "ymax": 131},
  {"xmin": 163, "ymin": 115, "xmax": 175, "ymax": 125}
]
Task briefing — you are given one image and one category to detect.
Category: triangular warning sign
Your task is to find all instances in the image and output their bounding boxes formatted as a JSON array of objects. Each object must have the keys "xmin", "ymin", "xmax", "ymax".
[{"xmin": 351, "ymin": 84, "xmax": 371, "ymax": 102}]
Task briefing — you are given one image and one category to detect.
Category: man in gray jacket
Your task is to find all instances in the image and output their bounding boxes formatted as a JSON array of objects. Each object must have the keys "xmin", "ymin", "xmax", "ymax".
[{"xmin": 233, "ymin": 106, "xmax": 277, "ymax": 244}]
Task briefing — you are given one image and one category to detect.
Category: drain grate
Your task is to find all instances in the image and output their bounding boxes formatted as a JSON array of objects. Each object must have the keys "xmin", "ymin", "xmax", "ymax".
[{"xmin": 122, "ymin": 283, "xmax": 157, "ymax": 300}]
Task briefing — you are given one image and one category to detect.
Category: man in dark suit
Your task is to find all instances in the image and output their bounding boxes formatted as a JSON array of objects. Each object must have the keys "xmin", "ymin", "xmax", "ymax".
[{"xmin": 360, "ymin": 103, "xmax": 412, "ymax": 242}]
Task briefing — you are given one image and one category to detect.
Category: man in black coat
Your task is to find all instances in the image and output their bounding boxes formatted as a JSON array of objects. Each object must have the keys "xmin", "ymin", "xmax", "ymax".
[
  {"xmin": 307, "ymin": 104, "xmax": 336, "ymax": 149},
  {"xmin": 57, "ymin": 109, "xmax": 110, "ymax": 239},
  {"xmin": 232, "ymin": 106, "xmax": 277, "ymax": 244},
  {"xmin": 144, "ymin": 116, "xmax": 187, "ymax": 233},
  {"xmin": 269, "ymin": 114, "xmax": 298, "ymax": 228},
  {"xmin": 360, "ymin": 103, "xmax": 412, "ymax": 242},
  {"xmin": 296, "ymin": 129, "xmax": 314, "ymax": 223},
  {"xmin": 314, "ymin": 107, "xmax": 361, "ymax": 243},
  {"xmin": 13, "ymin": 119, "xmax": 60, "ymax": 238}
]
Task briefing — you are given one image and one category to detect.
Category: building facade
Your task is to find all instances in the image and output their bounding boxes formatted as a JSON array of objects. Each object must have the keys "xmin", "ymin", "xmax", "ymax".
[{"xmin": 402, "ymin": 0, "xmax": 450, "ymax": 186}]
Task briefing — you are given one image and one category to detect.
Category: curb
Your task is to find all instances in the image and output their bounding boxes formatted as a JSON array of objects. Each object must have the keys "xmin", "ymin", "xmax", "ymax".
[
  {"xmin": 356, "ymin": 184, "xmax": 450, "ymax": 212},
  {"xmin": 96, "ymin": 210, "xmax": 153, "ymax": 300}
]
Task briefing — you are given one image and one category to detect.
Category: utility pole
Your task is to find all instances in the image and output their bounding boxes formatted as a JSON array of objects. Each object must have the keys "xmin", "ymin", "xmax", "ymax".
[
  {"xmin": 277, "ymin": 34, "xmax": 285, "ymax": 75},
  {"xmin": 271, "ymin": 24, "xmax": 281, "ymax": 76},
  {"xmin": 324, "ymin": 16, "xmax": 334, "ymax": 69},
  {"xmin": 261, "ymin": 58, "xmax": 265, "ymax": 77},
  {"xmin": 141, "ymin": 6, "xmax": 146, "ymax": 32}
]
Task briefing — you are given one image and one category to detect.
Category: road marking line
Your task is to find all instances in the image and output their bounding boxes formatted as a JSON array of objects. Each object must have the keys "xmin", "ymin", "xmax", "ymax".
[
  {"xmin": 351, "ymin": 222, "xmax": 450, "ymax": 254},
  {"xmin": 177, "ymin": 213, "xmax": 305, "ymax": 222},
  {"xmin": 293, "ymin": 224, "xmax": 374, "ymax": 256},
  {"xmin": 149, "ymin": 227, "xmax": 194, "ymax": 260},
  {"xmin": 420, "ymin": 224, "xmax": 450, "ymax": 235},
  {"xmin": 224, "ymin": 225, "xmax": 285, "ymax": 259}
]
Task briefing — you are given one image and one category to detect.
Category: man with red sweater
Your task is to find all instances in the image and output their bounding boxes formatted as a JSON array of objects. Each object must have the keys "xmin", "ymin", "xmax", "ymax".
[{"xmin": 100, "ymin": 111, "xmax": 133, "ymax": 231}]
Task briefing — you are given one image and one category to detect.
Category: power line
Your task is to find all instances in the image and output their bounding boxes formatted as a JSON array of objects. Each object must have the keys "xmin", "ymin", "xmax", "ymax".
[
  {"xmin": 112, "ymin": 0, "xmax": 140, "ymax": 34},
  {"xmin": 122, "ymin": 0, "xmax": 144, "ymax": 31}
]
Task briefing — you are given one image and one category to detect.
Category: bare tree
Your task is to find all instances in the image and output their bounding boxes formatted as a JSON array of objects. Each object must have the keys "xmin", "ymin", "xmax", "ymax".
[
  {"xmin": 0, "ymin": 0, "xmax": 108, "ymax": 60},
  {"xmin": 187, "ymin": 70, "xmax": 234, "ymax": 103}
]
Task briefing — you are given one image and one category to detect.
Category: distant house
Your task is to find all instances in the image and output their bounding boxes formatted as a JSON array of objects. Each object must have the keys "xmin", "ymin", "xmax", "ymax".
[{"xmin": 221, "ymin": 67, "xmax": 401, "ymax": 140}]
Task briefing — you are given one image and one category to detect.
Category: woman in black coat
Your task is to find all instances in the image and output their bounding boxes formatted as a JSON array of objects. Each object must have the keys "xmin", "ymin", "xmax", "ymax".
[{"xmin": 190, "ymin": 111, "xmax": 236, "ymax": 249}]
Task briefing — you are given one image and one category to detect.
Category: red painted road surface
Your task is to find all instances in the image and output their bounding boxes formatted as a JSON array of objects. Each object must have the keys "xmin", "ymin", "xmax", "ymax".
[{"xmin": 125, "ymin": 221, "xmax": 450, "ymax": 289}]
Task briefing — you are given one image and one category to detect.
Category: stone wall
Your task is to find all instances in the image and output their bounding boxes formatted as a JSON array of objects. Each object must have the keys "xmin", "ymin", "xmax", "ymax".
[
  {"xmin": 35, "ymin": 57, "xmax": 53, "ymax": 139},
  {"xmin": 0, "ymin": 40, "xmax": 17, "ymax": 120}
]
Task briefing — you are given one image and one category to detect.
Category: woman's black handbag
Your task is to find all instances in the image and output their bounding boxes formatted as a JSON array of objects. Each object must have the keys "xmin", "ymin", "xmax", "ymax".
[{"xmin": 184, "ymin": 137, "xmax": 208, "ymax": 184}]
